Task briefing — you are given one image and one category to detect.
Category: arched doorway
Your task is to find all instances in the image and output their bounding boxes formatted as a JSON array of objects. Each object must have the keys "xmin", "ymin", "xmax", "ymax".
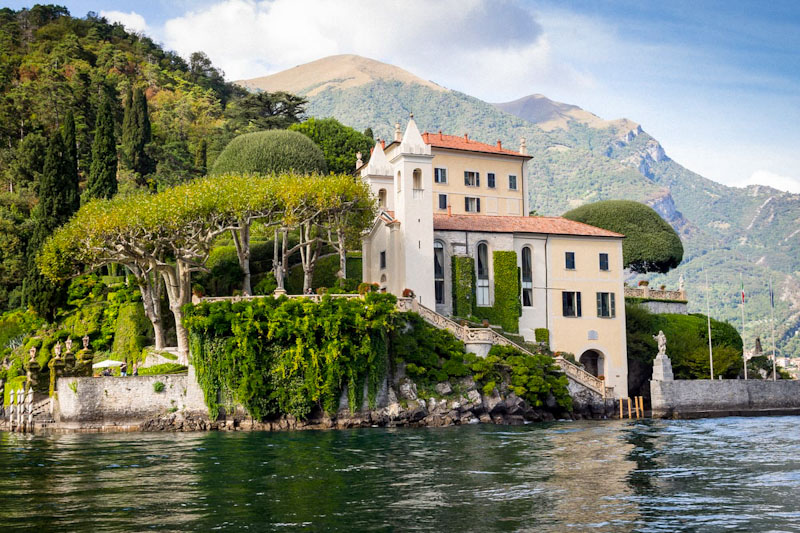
[{"xmin": 579, "ymin": 350, "xmax": 605, "ymax": 378}]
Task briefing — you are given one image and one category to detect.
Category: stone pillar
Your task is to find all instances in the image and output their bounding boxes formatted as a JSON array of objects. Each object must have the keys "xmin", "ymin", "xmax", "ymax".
[{"xmin": 652, "ymin": 352, "xmax": 674, "ymax": 381}]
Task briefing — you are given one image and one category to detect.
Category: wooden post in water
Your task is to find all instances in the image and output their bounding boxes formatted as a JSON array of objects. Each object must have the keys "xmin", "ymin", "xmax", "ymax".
[
  {"xmin": 627, "ymin": 398, "xmax": 632, "ymax": 419},
  {"xmin": 619, "ymin": 398, "xmax": 624, "ymax": 419}
]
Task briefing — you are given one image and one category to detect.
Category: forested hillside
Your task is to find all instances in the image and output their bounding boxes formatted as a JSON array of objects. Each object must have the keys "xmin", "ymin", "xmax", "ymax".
[
  {"xmin": 240, "ymin": 55, "xmax": 800, "ymax": 359},
  {"xmin": 0, "ymin": 5, "xmax": 305, "ymax": 311}
]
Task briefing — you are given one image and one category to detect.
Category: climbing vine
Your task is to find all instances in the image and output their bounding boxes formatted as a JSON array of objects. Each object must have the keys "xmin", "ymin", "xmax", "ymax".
[{"xmin": 184, "ymin": 293, "xmax": 397, "ymax": 419}]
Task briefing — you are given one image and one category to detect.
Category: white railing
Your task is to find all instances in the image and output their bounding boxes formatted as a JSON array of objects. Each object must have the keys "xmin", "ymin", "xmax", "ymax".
[{"xmin": 412, "ymin": 188, "xmax": 425, "ymax": 199}]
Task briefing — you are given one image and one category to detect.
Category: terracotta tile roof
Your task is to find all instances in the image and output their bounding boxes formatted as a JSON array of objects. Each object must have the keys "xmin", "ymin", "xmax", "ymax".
[
  {"xmin": 433, "ymin": 214, "xmax": 624, "ymax": 238},
  {"xmin": 421, "ymin": 131, "xmax": 531, "ymax": 158}
]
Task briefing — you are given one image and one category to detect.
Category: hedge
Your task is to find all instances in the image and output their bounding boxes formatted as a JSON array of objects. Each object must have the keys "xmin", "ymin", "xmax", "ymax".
[
  {"xmin": 472, "ymin": 251, "xmax": 521, "ymax": 333},
  {"xmin": 111, "ymin": 302, "xmax": 152, "ymax": 364},
  {"xmin": 210, "ymin": 130, "xmax": 327, "ymax": 176},
  {"xmin": 451, "ymin": 255, "xmax": 475, "ymax": 318}
]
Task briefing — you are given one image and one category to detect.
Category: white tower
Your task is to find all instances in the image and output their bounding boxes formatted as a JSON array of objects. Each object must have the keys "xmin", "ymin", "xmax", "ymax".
[{"xmin": 389, "ymin": 117, "xmax": 435, "ymax": 306}]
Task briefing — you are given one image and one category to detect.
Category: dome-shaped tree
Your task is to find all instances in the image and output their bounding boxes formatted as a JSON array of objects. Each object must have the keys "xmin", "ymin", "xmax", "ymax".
[
  {"xmin": 211, "ymin": 130, "xmax": 327, "ymax": 176},
  {"xmin": 563, "ymin": 200, "xmax": 683, "ymax": 273}
]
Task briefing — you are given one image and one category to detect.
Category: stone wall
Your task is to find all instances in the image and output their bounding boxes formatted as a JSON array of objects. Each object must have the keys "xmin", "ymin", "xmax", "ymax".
[
  {"xmin": 55, "ymin": 366, "xmax": 207, "ymax": 425},
  {"xmin": 651, "ymin": 378, "xmax": 800, "ymax": 418},
  {"xmin": 638, "ymin": 300, "xmax": 688, "ymax": 315}
]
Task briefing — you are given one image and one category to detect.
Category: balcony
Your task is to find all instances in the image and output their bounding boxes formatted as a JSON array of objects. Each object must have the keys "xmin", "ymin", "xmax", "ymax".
[{"xmin": 412, "ymin": 188, "xmax": 424, "ymax": 199}]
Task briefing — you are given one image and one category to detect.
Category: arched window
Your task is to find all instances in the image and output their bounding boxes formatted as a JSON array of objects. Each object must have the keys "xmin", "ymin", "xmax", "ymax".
[
  {"xmin": 476, "ymin": 242, "xmax": 490, "ymax": 306},
  {"xmin": 396, "ymin": 170, "xmax": 402, "ymax": 192},
  {"xmin": 521, "ymin": 246, "xmax": 533, "ymax": 307},
  {"xmin": 434, "ymin": 241, "xmax": 445, "ymax": 304},
  {"xmin": 413, "ymin": 168, "xmax": 422, "ymax": 190},
  {"xmin": 378, "ymin": 188, "xmax": 387, "ymax": 208}
]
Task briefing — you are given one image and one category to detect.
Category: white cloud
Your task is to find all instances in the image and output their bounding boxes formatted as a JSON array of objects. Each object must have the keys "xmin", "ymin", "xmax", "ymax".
[
  {"xmin": 100, "ymin": 10, "xmax": 148, "ymax": 33},
  {"xmin": 161, "ymin": 0, "xmax": 591, "ymax": 100},
  {"xmin": 737, "ymin": 170, "xmax": 800, "ymax": 194}
]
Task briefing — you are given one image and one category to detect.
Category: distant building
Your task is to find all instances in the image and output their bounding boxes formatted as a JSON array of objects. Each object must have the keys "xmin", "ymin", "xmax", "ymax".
[{"xmin": 359, "ymin": 118, "xmax": 628, "ymax": 398}]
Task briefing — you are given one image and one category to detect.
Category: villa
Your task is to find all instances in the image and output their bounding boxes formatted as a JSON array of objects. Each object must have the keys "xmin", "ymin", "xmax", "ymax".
[{"xmin": 359, "ymin": 118, "xmax": 629, "ymax": 397}]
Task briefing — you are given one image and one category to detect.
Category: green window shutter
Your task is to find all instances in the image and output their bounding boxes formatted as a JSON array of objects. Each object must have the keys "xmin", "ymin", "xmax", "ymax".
[
  {"xmin": 611, "ymin": 293, "xmax": 616, "ymax": 317},
  {"xmin": 597, "ymin": 292, "xmax": 602, "ymax": 317},
  {"xmin": 576, "ymin": 292, "xmax": 582, "ymax": 317}
]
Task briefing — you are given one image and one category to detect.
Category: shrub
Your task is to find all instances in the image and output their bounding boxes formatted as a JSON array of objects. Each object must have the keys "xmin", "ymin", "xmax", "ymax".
[
  {"xmin": 210, "ymin": 130, "xmax": 327, "ymax": 176},
  {"xmin": 153, "ymin": 381, "xmax": 165, "ymax": 393},
  {"xmin": 289, "ymin": 117, "xmax": 374, "ymax": 174},
  {"xmin": 534, "ymin": 328, "xmax": 549, "ymax": 346},
  {"xmin": 472, "ymin": 251, "xmax": 521, "ymax": 333},
  {"xmin": 139, "ymin": 363, "xmax": 187, "ymax": 375},
  {"xmin": 471, "ymin": 345, "xmax": 572, "ymax": 410},
  {"xmin": 111, "ymin": 302, "xmax": 152, "ymax": 365}
]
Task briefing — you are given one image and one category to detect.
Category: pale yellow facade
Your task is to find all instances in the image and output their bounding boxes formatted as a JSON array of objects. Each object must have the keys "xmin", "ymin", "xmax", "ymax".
[{"xmin": 546, "ymin": 236, "xmax": 628, "ymax": 396}]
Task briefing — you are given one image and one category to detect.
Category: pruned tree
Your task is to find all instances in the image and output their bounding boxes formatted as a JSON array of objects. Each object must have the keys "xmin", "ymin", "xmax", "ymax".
[
  {"xmin": 563, "ymin": 200, "xmax": 684, "ymax": 274},
  {"xmin": 86, "ymin": 93, "xmax": 118, "ymax": 200}
]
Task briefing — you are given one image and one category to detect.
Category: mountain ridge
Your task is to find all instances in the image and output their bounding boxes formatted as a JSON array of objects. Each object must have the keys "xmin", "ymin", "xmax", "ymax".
[{"xmin": 237, "ymin": 54, "xmax": 800, "ymax": 359}]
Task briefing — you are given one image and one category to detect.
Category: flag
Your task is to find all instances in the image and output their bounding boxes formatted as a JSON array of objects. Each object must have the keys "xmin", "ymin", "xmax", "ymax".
[
  {"xmin": 769, "ymin": 278, "xmax": 775, "ymax": 308},
  {"xmin": 741, "ymin": 278, "xmax": 745, "ymax": 304}
]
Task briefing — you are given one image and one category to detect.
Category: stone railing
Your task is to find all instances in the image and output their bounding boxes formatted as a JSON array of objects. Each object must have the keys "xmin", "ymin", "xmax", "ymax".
[
  {"xmin": 625, "ymin": 286, "xmax": 686, "ymax": 302},
  {"xmin": 201, "ymin": 293, "xmax": 362, "ymax": 304},
  {"xmin": 406, "ymin": 299, "xmax": 607, "ymax": 398}
]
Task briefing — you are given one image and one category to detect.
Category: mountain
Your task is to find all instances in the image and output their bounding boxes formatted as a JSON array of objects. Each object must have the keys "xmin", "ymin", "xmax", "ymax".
[{"xmin": 239, "ymin": 55, "xmax": 800, "ymax": 359}]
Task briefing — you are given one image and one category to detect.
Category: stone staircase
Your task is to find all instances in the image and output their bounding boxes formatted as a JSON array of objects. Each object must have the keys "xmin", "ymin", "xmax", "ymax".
[{"xmin": 397, "ymin": 297, "xmax": 611, "ymax": 399}]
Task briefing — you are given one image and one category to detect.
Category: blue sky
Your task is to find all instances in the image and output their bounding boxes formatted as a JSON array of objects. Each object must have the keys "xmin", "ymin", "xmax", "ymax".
[{"xmin": 7, "ymin": 0, "xmax": 800, "ymax": 193}]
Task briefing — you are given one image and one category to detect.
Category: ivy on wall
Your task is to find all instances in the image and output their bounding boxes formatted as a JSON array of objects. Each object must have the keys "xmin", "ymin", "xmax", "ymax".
[
  {"xmin": 451, "ymin": 255, "xmax": 475, "ymax": 318},
  {"xmin": 472, "ymin": 251, "xmax": 521, "ymax": 333},
  {"xmin": 185, "ymin": 293, "xmax": 397, "ymax": 419}
]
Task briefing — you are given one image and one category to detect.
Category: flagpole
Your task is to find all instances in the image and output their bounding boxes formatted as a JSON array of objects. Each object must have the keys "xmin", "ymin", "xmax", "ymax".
[
  {"xmin": 741, "ymin": 273, "xmax": 747, "ymax": 380},
  {"xmin": 705, "ymin": 266, "xmax": 714, "ymax": 379},
  {"xmin": 770, "ymin": 277, "xmax": 777, "ymax": 381}
]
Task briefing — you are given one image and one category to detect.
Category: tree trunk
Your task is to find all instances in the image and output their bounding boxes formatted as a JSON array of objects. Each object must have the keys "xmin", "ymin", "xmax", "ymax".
[
  {"xmin": 231, "ymin": 222, "xmax": 251, "ymax": 295},
  {"xmin": 161, "ymin": 261, "xmax": 192, "ymax": 364},
  {"xmin": 280, "ymin": 228, "xmax": 289, "ymax": 292},
  {"xmin": 137, "ymin": 269, "xmax": 165, "ymax": 349},
  {"xmin": 337, "ymin": 228, "xmax": 347, "ymax": 279}
]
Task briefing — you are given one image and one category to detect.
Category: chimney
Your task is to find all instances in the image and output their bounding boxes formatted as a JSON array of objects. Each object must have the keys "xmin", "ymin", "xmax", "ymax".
[
  {"xmin": 497, "ymin": 140, "xmax": 502, "ymax": 149},
  {"xmin": 447, "ymin": 204, "xmax": 452, "ymax": 216},
  {"xmin": 520, "ymin": 137, "xmax": 527, "ymax": 155},
  {"xmin": 464, "ymin": 133, "xmax": 469, "ymax": 142},
  {"xmin": 380, "ymin": 139, "xmax": 386, "ymax": 149},
  {"xmin": 356, "ymin": 152, "xmax": 363, "ymax": 169},
  {"xmin": 394, "ymin": 122, "xmax": 402, "ymax": 142},
  {"xmin": 438, "ymin": 130, "xmax": 443, "ymax": 140}
]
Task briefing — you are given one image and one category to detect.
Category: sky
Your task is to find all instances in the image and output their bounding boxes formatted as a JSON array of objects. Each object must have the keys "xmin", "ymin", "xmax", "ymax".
[{"xmin": 8, "ymin": 0, "xmax": 800, "ymax": 193}]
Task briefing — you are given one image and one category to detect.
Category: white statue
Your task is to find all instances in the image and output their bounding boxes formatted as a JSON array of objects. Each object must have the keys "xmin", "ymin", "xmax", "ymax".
[
  {"xmin": 653, "ymin": 330, "xmax": 667, "ymax": 356},
  {"xmin": 65, "ymin": 337, "xmax": 73, "ymax": 353},
  {"xmin": 29, "ymin": 346, "xmax": 37, "ymax": 362}
]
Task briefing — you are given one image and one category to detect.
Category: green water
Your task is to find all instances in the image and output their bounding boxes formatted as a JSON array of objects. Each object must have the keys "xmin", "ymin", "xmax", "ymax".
[{"xmin": 1, "ymin": 417, "xmax": 799, "ymax": 532}]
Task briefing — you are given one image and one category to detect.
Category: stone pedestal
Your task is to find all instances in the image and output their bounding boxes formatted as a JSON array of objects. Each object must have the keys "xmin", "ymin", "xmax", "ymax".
[{"xmin": 652, "ymin": 353, "xmax": 674, "ymax": 381}]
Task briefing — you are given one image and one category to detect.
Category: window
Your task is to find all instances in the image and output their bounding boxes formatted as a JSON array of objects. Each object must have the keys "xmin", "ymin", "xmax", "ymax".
[
  {"xmin": 464, "ymin": 171, "xmax": 480, "ymax": 187},
  {"xmin": 380, "ymin": 251, "xmax": 386, "ymax": 269},
  {"xmin": 396, "ymin": 170, "xmax": 401, "ymax": 192},
  {"xmin": 434, "ymin": 241, "xmax": 445, "ymax": 304},
  {"xmin": 508, "ymin": 175, "xmax": 517, "ymax": 190},
  {"xmin": 378, "ymin": 188, "xmax": 387, "ymax": 208},
  {"xmin": 477, "ymin": 243, "xmax": 490, "ymax": 306},
  {"xmin": 465, "ymin": 197, "xmax": 481, "ymax": 213},
  {"xmin": 565, "ymin": 251, "xmax": 575, "ymax": 270},
  {"xmin": 596, "ymin": 292, "xmax": 616, "ymax": 318},
  {"xmin": 521, "ymin": 246, "xmax": 533, "ymax": 307},
  {"xmin": 438, "ymin": 194, "xmax": 447, "ymax": 210},
  {"xmin": 434, "ymin": 168, "xmax": 448, "ymax": 184},
  {"xmin": 412, "ymin": 168, "xmax": 422, "ymax": 190},
  {"xmin": 562, "ymin": 291, "xmax": 582, "ymax": 317},
  {"xmin": 487, "ymin": 173, "xmax": 496, "ymax": 188},
  {"xmin": 599, "ymin": 253, "xmax": 609, "ymax": 271}
]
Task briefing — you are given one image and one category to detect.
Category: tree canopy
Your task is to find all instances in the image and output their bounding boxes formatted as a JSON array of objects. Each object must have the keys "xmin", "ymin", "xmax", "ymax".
[
  {"xmin": 210, "ymin": 130, "xmax": 327, "ymax": 176},
  {"xmin": 289, "ymin": 117, "xmax": 374, "ymax": 174},
  {"xmin": 563, "ymin": 200, "xmax": 683, "ymax": 273}
]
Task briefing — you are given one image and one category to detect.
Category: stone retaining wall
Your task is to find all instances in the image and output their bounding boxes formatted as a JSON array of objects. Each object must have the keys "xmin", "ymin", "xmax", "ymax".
[
  {"xmin": 55, "ymin": 367, "xmax": 207, "ymax": 425},
  {"xmin": 651, "ymin": 378, "xmax": 800, "ymax": 418},
  {"xmin": 638, "ymin": 300, "xmax": 688, "ymax": 315}
]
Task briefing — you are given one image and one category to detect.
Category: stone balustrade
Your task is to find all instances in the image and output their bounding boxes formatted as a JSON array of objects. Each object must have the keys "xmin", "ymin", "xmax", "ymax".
[{"xmin": 625, "ymin": 286, "xmax": 687, "ymax": 302}]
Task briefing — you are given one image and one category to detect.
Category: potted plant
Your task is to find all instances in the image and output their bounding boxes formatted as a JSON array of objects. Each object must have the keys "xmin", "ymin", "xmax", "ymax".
[
  {"xmin": 638, "ymin": 280, "xmax": 649, "ymax": 287},
  {"xmin": 659, "ymin": 284, "xmax": 666, "ymax": 290},
  {"xmin": 402, "ymin": 288, "xmax": 415, "ymax": 298}
]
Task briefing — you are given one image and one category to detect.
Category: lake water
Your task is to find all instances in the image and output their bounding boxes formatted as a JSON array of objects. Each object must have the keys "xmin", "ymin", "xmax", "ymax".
[{"xmin": 1, "ymin": 417, "xmax": 799, "ymax": 532}]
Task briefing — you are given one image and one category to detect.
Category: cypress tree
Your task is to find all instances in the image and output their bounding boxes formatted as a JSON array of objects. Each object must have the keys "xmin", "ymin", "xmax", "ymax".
[
  {"xmin": 24, "ymin": 129, "xmax": 79, "ymax": 319},
  {"xmin": 61, "ymin": 110, "xmax": 80, "ymax": 213},
  {"xmin": 121, "ymin": 86, "xmax": 135, "ymax": 170},
  {"xmin": 86, "ymin": 94, "xmax": 118, "ymax": 199},
  {"xmin": 195, "ymin": 138, "xmax": 207, "ymax": 175}
]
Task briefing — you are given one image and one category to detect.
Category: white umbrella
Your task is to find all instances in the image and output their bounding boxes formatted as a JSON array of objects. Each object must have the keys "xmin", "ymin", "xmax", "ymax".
[{"xmin": 92, "ymin": 359, "xmax": 124, "ymax": 369}]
